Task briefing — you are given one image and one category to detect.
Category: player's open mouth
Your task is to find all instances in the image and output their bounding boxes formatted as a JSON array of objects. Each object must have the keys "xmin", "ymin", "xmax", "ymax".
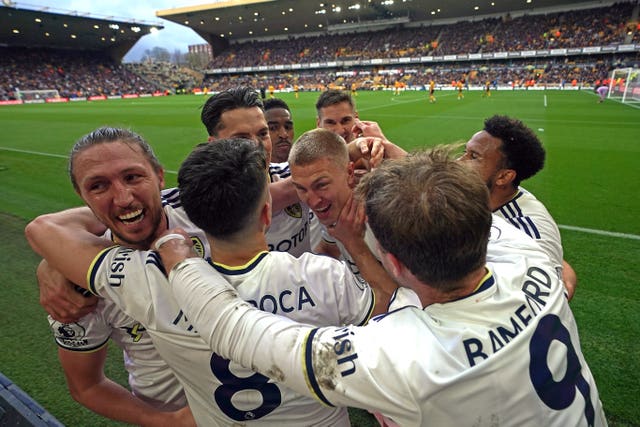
[
  {"xmin": 118, "ymin": 209, "xmax": 144, "ymax": 224},
  {"xmin": 315, "ymin": 205, "xmax": 330, "ymax": 214},
  {"xmin": 314, "ymin": 204, "xmax": 332, "ymax": 221}
]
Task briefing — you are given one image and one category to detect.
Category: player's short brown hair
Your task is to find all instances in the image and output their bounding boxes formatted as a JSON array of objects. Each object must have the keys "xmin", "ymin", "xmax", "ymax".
[
  {"xmin": 356, "ymin": 145, "xmax": 491, "ymax": 290},
  {"xmin": 69, "ymin": 127, "xmax": 162, "ymax": 192}
]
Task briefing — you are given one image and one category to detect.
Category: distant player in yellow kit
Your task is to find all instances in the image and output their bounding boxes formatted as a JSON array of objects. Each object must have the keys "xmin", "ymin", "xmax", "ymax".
[{"xmin": 428, "ymin": 80, "xmax": 436, "ymax": 103}]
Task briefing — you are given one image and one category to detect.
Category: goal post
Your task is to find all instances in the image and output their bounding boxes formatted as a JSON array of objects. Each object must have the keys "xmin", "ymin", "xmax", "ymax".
[
  {"xmin": 14, "ymin": 89, "xmax": 60, "ymax": 101},
  {"xmin": 607, "ymin": 68, "xmax": 640, "ymax": 104}
]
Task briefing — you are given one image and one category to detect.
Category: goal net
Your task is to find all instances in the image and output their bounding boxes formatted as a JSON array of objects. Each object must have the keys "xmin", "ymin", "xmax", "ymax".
[
  {"xmin": 607, "ymin": 68, "xmax": 640, "ymax": 105},
  {"xmin": 15, "ymin": 89, "xmax": 61, "ymax": 101}
]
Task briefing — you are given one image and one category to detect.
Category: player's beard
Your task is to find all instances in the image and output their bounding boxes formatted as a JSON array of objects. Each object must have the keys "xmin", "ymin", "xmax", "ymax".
[{"xmin": 112, "ymin": 212, "xmax": 164, "ymax": 250}]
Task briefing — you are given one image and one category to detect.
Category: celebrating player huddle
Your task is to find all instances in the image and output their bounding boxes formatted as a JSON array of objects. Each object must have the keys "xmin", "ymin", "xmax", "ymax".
[{"xmin": 26, "ymin": 87, "xmax": 606, "ymax": 426}]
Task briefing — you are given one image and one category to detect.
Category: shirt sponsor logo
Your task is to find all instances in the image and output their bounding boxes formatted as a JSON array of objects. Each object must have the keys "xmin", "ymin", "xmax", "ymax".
[
  {"xmin": 109, "ymin": 247, "xmax": 134, "ymax": 287},
  {"xmin": 247, "ymin": 286, "xmax": 316, "ymax": 314}
]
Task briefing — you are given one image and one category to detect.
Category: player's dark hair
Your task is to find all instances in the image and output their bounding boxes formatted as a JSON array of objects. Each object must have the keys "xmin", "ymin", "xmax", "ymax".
[
  {"xmin": 69, "ymin": 127, "xmax": 162, "ymax": 191},
  {"xmin": 201, "ymin": 86, "xmax": 264, "ymax": 137},
  {"xmin": 178, "ymin": 138, "xmax": 268, "ymax": 240},
  {"xmin": 263, "ymin": 97, "xmax": 290, "ymax": 112},
  {"xmin": 355, "ymin": 145, "xmax": 491, "ymax": 291},
  {"xmin": 315, "ymin": 89, "xmax": 355, "ymax": 114},
  {"xmin": 483, "ymin": 115, "xmax": 545, "ymax": 186}
]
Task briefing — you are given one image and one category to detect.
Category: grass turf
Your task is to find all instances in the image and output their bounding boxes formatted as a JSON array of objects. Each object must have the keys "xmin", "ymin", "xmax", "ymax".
[{"xmin": 0, "ymin": 88, "xmax": 638, "ymax": 426}]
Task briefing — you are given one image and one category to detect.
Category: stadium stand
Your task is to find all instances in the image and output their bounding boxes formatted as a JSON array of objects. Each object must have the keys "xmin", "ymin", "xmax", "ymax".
[
  {"xmin": 0, "ymin": 4, "xmax": 166, "ymax": 103},
  {"xmin": 2, "ymin": 1, "xmax": 638, "ymax": 99},
  {"xmin": 184, "ymin": 0, "xmax": 639, "ymax": 93}
]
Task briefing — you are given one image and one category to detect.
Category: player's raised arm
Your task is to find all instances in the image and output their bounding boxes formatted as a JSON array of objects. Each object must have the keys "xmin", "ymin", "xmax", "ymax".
[
  {"xmin": 25, "ymin": 207, "xmax": 114, "ymax": 290},
  {"xmin": 269, "ymin": 176, "xmax": 300, "ymax": 212}
]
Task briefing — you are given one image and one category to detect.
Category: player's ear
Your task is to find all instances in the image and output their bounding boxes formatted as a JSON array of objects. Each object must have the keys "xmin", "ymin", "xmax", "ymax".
[
  {"xmin": 157, "ymin": 168, "xmax": 165, "ymax": 190},
  {"xmin": 377, "ymin": 242, "xmax": 403, "ymax": 278},
  {"xmin": 496, "ymin": 168, "xmax": 516, "ymax": 187},
  {"xmin": 261, "ymin": 195, "xmax": 272, "ymax": 230},
  {"xmin": 346, "ymin": 161, "xmax": 356, "ymax": 186}
]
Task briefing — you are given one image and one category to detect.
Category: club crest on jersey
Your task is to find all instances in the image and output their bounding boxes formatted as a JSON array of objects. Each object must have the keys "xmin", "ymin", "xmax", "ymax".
[
  {"xmin": 190, "ymin": 236, "xmax": 205, "ymax": 258},
  {"xmin": 284, "ymin": 203, "xmax": 302, "ymax": 219},
  {"xmin": 52, "ymin": 322, "xmax": 89, "ymax": 348}
]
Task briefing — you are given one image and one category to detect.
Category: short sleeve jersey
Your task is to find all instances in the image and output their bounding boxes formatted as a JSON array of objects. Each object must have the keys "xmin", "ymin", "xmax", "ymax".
[
  {"xmin": 182, "ymin": 215, "xmax": 606, "ymax": 426},
  {"xmin": 493, "ymin": 186, "xmax": 564, "ymax": 271},
  {"xmin": 323, "ymin": 223, "xmax": 422, "ymax": 310},
  {"xmin": 268, "ymin": 162, "xmax": 312, "ymax": 257},
  {"xmin": 48, "ymin": 298, "xmax": 186, "ymax": 409},
  {"xmin": 86, "ymin": 203, "xmax": 373, "ymax": 425}
]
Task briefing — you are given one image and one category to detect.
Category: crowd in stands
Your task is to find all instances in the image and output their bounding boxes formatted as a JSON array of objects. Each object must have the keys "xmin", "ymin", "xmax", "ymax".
[
  {"xmin": 124, "ymin": 62, "xmax": 204, "ymax": 94},
  {"xmin": 0, "ymin": 2, "xmax": 638, "ymax": 101},
  {"xmin": 0, "ymin": 47, "xmax": 164, "ymax": 100},
  {"xmin": 208, "ymin": 2, "xmax": 637, "ymax": 68},
  {"xmin": 200, "ymin": 54, "xmax": 635, "ymax": 93}
]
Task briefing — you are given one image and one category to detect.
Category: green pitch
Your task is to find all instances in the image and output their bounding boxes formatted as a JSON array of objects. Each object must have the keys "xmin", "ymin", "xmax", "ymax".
[{"xmin": 0, "ymin": 89, "xmax": 638, "ymax": 426}]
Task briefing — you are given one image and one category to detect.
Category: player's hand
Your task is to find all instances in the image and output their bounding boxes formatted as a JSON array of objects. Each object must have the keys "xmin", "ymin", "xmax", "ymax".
[
  {"xmin": 327, "ymin": 194, "xmax": 366, "ymax": 248},
  {"xmin": 37, "ymin": 259, "xmax": 98, "ymax": 323},
  {"xmin": 352, "ymin": 118, "xmax": 387, "ymax": 141},
  {"xmin": 153, "ymin": 228, "xmax": 197, "ymax": 274},
  {"xmin": 351, "ymin": 136, "xmax": 385, "ymax": 169}
]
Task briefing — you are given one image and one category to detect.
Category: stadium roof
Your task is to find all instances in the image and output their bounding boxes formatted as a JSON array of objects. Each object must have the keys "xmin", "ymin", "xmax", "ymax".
[
  {"xmin": 157, "ymin": 0, "xmax": 614, "ymax": 46},
  {"xmin": 0, "ymin": 3, "xmax": 163, "ymax": 57}
]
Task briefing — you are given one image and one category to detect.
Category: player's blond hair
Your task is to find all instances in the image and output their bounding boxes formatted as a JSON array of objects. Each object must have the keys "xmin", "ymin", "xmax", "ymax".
[{"xmin": 288, "ymin": 128, "xmax": 348, "ymax": 168}]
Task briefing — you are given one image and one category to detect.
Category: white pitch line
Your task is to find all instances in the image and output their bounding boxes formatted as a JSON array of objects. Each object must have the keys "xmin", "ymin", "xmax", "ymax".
[
  {"xmin": 2, "ymin": 147, "xmax": 638, "ymax": 240},
  {"xmin": 0, "ymin": 146, "xmax": 177, "ymax": 174},
  {"xmin": 559, "ymin": 224, "xmax": 640, "ymax": 240},
  {"xmin": 0, "ymin": 146, "xmax": 68, "ymax": 159}
]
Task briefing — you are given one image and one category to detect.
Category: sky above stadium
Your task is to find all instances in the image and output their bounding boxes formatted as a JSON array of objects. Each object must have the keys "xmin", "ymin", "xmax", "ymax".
[{"xmin": 16, "ymin": 0, "xmax": 208, "ymax": 61}]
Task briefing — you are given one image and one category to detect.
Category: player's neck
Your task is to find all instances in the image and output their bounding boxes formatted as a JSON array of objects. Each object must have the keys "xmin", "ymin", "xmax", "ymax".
[
  {"xmin": 489, "ymin": 186, "xmax": 519, "ymax": 211},
  {"xmin": 208, "ymin": 234, "xmax": 268, "ymax": 267},
  {"xmin": 414, "ymin": 266, "xmax": 488, "ymax": 307}
]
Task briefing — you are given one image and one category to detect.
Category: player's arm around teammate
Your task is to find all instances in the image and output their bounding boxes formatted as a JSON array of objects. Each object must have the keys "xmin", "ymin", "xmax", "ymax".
[
  {"xmin": 26, "ymin": 208, "xmax": 196, "ymax": 427},
  {"xmin": 37, "ymin": 257, "xmax": 97, "ymax": 323},
  {"xmin": 57, "ymin": 344, "xmax": 194, "ymax": 427}
]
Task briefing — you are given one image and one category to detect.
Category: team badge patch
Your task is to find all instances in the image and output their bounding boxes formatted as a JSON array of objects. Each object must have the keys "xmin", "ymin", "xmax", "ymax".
[
  {"xmin": 52, "ymin": 322, "xmax": 89, "ymax": 348},
  {"xmin": 284, "ymin": 203, "xmax": 302, "ymax": 219},
  {"xmin": 190, "ymin": 236, "xmax": 205, "ymax": 258}
]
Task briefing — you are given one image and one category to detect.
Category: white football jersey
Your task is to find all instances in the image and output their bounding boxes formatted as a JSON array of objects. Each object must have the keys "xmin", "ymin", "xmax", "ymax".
[
  {"xmin": 268, "ymin": 162, "xmax": 312, "ymax": 257},
  {"xmin": 323, "ymin": 223, "xmax": 422, "ymax": 311},
  {"xmin": 87, "ymin": 214, "xmax": 372, "ymax": 425},
  {"xmin": 171, "ymin": 217, "xmax": 607, "ymax": 427},
  {"xmin": 48, "ymin": 298, "xmax": 186, "ymax": 410},
  {"xmin": 308, "ymin": 211, "xmax": 323, "ymax": 253},
  {"xmin": 493, "ymin": 186, "xmax": 563, "ymax": 270}
]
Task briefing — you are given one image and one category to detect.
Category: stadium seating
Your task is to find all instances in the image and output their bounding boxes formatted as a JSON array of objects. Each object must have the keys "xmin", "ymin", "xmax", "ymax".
[{"xmin": 1, "ymin": 2, "xmax": 638, "ymax": 98}]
